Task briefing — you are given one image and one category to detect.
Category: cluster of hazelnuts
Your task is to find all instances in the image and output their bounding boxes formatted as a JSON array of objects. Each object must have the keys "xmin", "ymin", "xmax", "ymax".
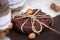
[
  {"xmin": 0, "ymin": 24, "xmax": 13, "ymax": 37},
  {"xmin": 50, "ymin": 3, "xmax": 60, "ymax": 12}
]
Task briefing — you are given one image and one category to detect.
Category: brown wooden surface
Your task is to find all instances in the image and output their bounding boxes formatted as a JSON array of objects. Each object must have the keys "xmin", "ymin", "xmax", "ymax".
[{"xmin": 8, "ymin": 15, "xmax": 60, "ymax": 40}]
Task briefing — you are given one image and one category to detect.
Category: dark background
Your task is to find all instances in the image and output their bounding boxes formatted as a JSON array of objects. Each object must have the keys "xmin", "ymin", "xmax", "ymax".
[{"xmin": 8, "ymin": 15, "xmax": 60, "ymax": 40}]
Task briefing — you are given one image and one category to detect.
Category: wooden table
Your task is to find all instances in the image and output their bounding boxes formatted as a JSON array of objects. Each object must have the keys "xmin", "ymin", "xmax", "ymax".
[{"xmin": 8, "ymin": 15, "xmax": 60, "ymax": 40}]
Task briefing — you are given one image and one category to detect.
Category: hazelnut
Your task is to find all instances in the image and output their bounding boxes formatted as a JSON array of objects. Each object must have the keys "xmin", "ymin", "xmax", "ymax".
[
  {"xmin": 28, "ymin": 32, "xmax": 36, "ymax": 39},
  {"xmin": 26, "ymin": 9, "xmax": 33, "ymax": 15},
  {"xmin": 54, "ymin": 6, "xmax": 60, "ymax": 12},
  {"xmin": 6, "ymin": 29, "xmax": 10, "ymax": 34},
  {"xmin": 1, "ymin": 31, "xmax": 7, "ymax": 37},
  {"xmin": 50, "ymin": 3, "xmax": 56, "ymax": 9}
]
